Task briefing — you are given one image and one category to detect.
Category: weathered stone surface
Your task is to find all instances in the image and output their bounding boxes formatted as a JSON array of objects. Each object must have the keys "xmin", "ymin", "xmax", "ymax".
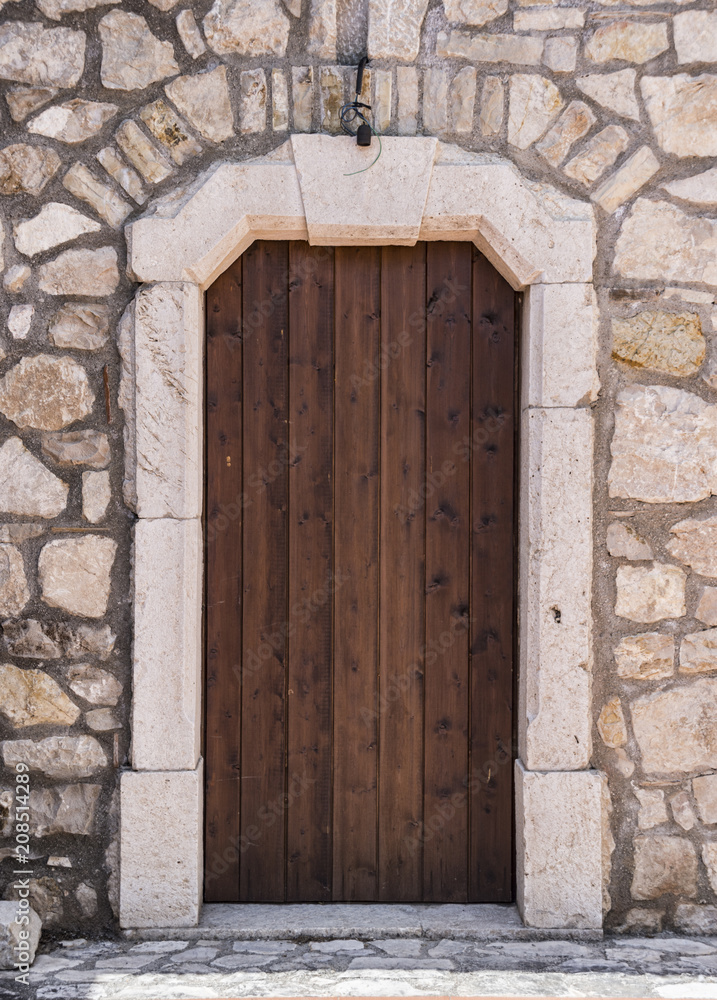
[
  {"xmin": 632, "ymin": 677, "xmax": 717, "ymax": 774},
  {"xmin": 1, "ymin": 735, "xmax": 107, "ymax": 779},
  {"xmin": 4, "ymin": 877, "xmax": 63, "ymax": 927},
  {"xmin": 615, "ymin": 564, "xmax": 686, "ymax": 623},
  {"xmin": 508, "ymin": 75, "xmax": 563, "ymax": 150},
  {"xmin": 36, "ymin": 0, "xmax": 118, "ymax": 15},
  {"xmin": 585, "ymin": 21, "xmax": 669, "ymax": 65},
  {"xmin": 0, "ymin": 901, "xmax": 40, "ymax": 969},
  {"xmin": 613, "ymin": 310, "xmax": 704, "ymax": 377},
  {"xmin": 39, "ymin": 536, "xmax": 116, "ymax": 618},
  {"xmin": 82, "ymin": 470, "xmax": 110, "ymax": 523},
  {"xmin": 0, "ymin": 144, "xmax": 61, "ymax": 196},
  {"xmin": 597, "ymin": 697, "xmax": 627, "ymax": 748},
  {"xmin": 693, "ymin": 774, "xmax": 717, "ymax": 824},
  {"xmin": 292, "ymin": 66, "xmax": 314, "ymax": 133},
  {"xmin": 576, "ymin": 69, "xmax": 639, "ymax": 120},
  {"xmin": 96, "ymin": 146, "xmax": 146, "ymax": 205},
  {"xmin": 6, "ymin": 85, "xmax": 58, "ymax": 121},
  {"xmin": 664, "ymin": 168, "xmax": 717, "ymax": 208},
  {"xmin": 480, "ymin": 76, "xmax": 503, "ymax": 136},
  {"xmin": 615, "ymin": 633, "xmax": 674, "ymax": 681},
  {"xmin": 3, "ymin": 619, "xmax": 115, "ymax": 659},
  {"xmin": 564, "ymin": 124, "xmax": 629, "ymax": 187},
  {"xmin": 7, "ymin": 304, "xmax": 33, "ymax": 340},
  {"xmin": 368, "ymin": 0, "xmax": 428, "ymax": 60},
  {"xmin": 450, "ymin": 67, "xmax": 476, "ymax": 133},
  {"xmin": 140, "ymin": 100, "xmax": 202, "ymax": 165},
  {"xmin": 58, "ymin": 622, "xmax": 116, "ymax": 660},
  {"xmin": 680, "ymin": 629, "xmax": 717, "ymax": 675},
  {"xmin": 28, "ymin": 100, "xmax": 117, "ymax": 144},
  {"xmin": 62, "ymin": 162, "xmax": 132, "ymax": 229},
  {"xmin": 14, "ymin": 202, "xmax": 100, "ymax": 257},
  {"xmin": 0, "ymin": 544, "xmax": 28, "ymax": 617},
  {"xmin": 0, "ymin": 438, "xmax": 67, "ymax": 518},
  {"xmin": 536, "ymin": 100, "xmax": 594, "ymax": 167},
  {"xmin": 0, "ymin": 356, "xmax": 94, "ymax": 432},
  {"xmin": 66, "ymin": 663, "xmax": 121, "ymax": 705},
  {"xmin": 41, "ymin": 430, "xmax": 109, "ymax": 469},
  {"xmin": 176, "ymin": 9, "xmax": 206, "ymax": 59},
  {"xmin": 668, "ymin": 516, "xmax": 717, "ymax": 578},
  {"xmin": 203, "ymin": 0, "xmax": 290, "ymax": 57},
  {"xmin": 272, "ymin": 68, "xmax": 289, "ymax": 131},
  {"xmin": 0, "ymin": 662, "xmax": 79, "ymax": 727},
  {"xmin": 320, "ymin": 66, "xmax": 343, "ymax": 132},
  {"xmin": 675, "ymin": 904, "xmax": 717, "ymax": 934},
  {"xmin": 543, "ymin": 36, "xmax": 577, "ymax": 74},
  {"xmin": 374, "ymin": 68, "xmax": 392, "ymax": 133},
  {"xmin": 0, "ymin": 524, "xmax": 43, "ymax": 543},
  {"xmin": 616, "ymin": 199, "xmax": 717, "ymax": 285},
  {"xmin": 697, "ymin": 587, "xmax": 717, "ymax": 627},
  {"xmin": 631, "ymin": 837, "xmax": 697, "ymax": 899},
  {"xmin": 674, "ymin": 11, "xmax": 717, "ymax": 65},
  {"xmin": 240, "ymin": 69, "xmax": 267, "ymax": 134},
  {"xmin": 307, "ymin": 0, "xmax": 336, "ymax": 58},
  {"xmin": 75, "ymin": 883, "xmax": 98, "ymax": 919},
  {"xmin": 30, "ymin": 783, "xmax": 100, "ymax": 837},
  {"xmin": 99, "ymin": 12, "xmax": 178, "ymax": 90},
  {"xmin": 115, "ymin": 121, "xmax": 172, "ymax": 185},
  {"xmin": 642, "ymin": 75, "xmax": 717, "ymax": 158},
  {"xmin": 86, "ymin": 707, "xmax": 121, "ymax": 731},
  {"xmin": 165, "ymin": 67, "xmax": 233, "ymax": 143},
  {"xmin": 445, "ymin": 0, "xmax": 507, "ymax": 26},
  {"xmin": 592, "ymin": 146, "xmax": 659, "ymax": 214},
  {"xmin": 0, "ymin": 22, "xmax": 85, "ymax": 87},
  {"xmin": 671, "ymin": 791, "xmax": 696, "ymax": 832},
  {"xmin": 609, "ymin": 385, "xmax": 717, "ymax": 503},
  {"xmin": 515, "ymin": 7, "xmax": 583, "ymax": 29},
  {"xmin": 38, "ymin": 246, "xmax": 119, "ymax": 296},
  {"xmin": 607, "ymin": 522, "xmax": 653, "ymax": 560},
  {"xmin": 437, "ymin": 30, "xmax": 543, "ymax": 65},
  {"xmin": 49, "ymin": 303, "xmax": 110, "ymax": 351},
  {"xmin": 3, "ymin": 264, "xmax": 30, "ymax": 293},
  {"xmin": 424, "ymin": 69, "xmax": 448, "ymax": 134},
  {"xmin": 703, "ymin": 843, "xmax": 717, "ymax": 893},
  {"xmin": 634, "ymin": 787, "xmax": 667, "ymax": 830}
]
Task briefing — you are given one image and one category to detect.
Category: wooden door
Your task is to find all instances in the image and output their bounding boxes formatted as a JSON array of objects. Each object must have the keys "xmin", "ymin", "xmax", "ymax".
[{"xmin": 204, "ymin": 241, "xmax": 516, "ymax": 904}]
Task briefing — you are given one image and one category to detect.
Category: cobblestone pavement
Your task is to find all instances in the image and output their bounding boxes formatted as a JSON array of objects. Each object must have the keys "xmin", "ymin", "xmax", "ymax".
[{"xmin": 5, "ymin": 936, "xmax": 717, "ymax": 1000}]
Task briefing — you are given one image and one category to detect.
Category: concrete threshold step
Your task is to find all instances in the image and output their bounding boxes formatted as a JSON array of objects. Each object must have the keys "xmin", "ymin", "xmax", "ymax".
[{"xmin": 123, "ymin": 903, "xmax": 603, "ymax": 943}]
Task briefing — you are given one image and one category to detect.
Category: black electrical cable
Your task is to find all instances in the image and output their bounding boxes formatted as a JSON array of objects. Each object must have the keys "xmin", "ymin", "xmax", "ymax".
[{"xmin": 339, "ymin": 56, "xmax": 383, "ymax": 174}]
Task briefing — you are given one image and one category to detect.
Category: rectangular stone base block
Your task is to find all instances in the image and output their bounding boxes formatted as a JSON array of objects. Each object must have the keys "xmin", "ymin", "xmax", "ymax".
[
  {"xmin": 120, "ymin": 764, "xmax": 203, "ymax": 929},
  {"xmin": 516, "ymin": 760, "xmax": 607, "ymax": 929}
]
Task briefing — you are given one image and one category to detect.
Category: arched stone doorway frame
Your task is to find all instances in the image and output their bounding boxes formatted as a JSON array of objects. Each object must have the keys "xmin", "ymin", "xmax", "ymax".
[{"xmin": 118, "ymin": 134, "xmax": 609, "ymax": 931}]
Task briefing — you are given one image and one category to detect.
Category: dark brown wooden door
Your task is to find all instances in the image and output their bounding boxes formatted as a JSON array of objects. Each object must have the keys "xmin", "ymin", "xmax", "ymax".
[{"xmin": 204, "ymin": 241, "xmax": 516, "ymax": 904}]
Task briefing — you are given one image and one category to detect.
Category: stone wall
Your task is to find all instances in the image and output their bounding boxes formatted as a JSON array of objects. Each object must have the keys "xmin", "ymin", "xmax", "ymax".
[{"xmin": 1, "ymin": 0, "xmax": 717, "ymax": 935}]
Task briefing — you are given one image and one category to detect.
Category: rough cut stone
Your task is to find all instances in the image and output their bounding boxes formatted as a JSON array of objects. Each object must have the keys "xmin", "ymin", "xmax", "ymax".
[
  {"xmin": 62, "ymin": 162, "xmax": 132, "ymax": 229},
  {"xmin": 634, "ymin": 787, "xmax": 667, "ymax": 830},
  {"xmin": 320, "ymin": 66, "xmax": 344, "ymax": 132},
  {"xmin": 272, "ymin": 69, "xmax": 289, "ymax": 131},
  {"xmin": 165, "ymin": 67, "xmax": 234, "ymax": 143},
  {"xmin": 49, "ymin": 303, "xmax": 110, "ymax": 351},
  {"xmin": 668, "ymin": 516, "xmax": 717, "ymax": 578},
  {"xmin": 0, "ymin": 524, "xmax": 43, "ymax": 543},
  {"xmin": 670, "ymin": 792, "xmax": 696, "ymax": 831},
  {"xmin": 563, "ymin": 124, "xmax": 629, "ymax": 187},
  {"xmin": 615, "ymin": 633, "xmax": 674, "ymax": 681},
  {"xmin": 39, "ymin": 536, "xmax": 117, "ymax": 618},
  {"xmin": 176, "ymin": 9, "xmax": 206, "ymax": 59},
  {"xmin": 0, "ymin": 22, "xmax": 85, "ymax": 87},
  {"xmin": 96, "ymin": 146, "xmax": 147, "ymax": 205},
  {"xmin": 38, "ymin": 246, "xmax": 119, "ymax": 296},
  {"xmin": 642, "ymin": 75, "xmax": 717, "ymax": 158},
  {"xmin": 140, "ymin": 100, "xmax": 202, "ymax": 165},
  {"xmin": 7, "ymin": 304, "xmax": 33, "ymax": 340},
  {"xmin": 0, "ymin": 662, "xmax": 79, "ymax": 727},
  {"xmin": 36, "ymin": 0, "xmax": 117, "ymax": 16},
  {"xmin": 697, "ymin": 587, "xmax": 717, "ymax": 627},
  {"xmin": 693, "ymin": 774, "xmax": 717, "ymax": 824},
  {"xmin": 664, "ymin": 168, "xmax": 717, "ymax": 207},
  {"xmin": 369, "ymin": 0, "xmax": 428, "ymax": 61},
  {"xmin": 437, "ymin": 30, "xmax": 543, "ymax": 65},
  {"xmin": 0, "ymin": 901, "xmax": 40, "ymax": 970},
  {"xmin": 508, "ymin": 75, "xmax": 563, "ymax": 150},
  {"xmin": 3, "ymin": 264, "xmax": 30, "ymax": 293},
  {"xmin": 535, "ymin": 100, "xmax": 595, "ymax": 167},
  {"xmin": 6, "ymin": 85, "xmax": 58, "ymax": 121},
  {"xmin": 615, "ymin": 563, "xmax": 686, "ymax": 623},
  {"xmin": 41, "ymin": 430, "xmax": 110, "ymax": 469},
  {"xmin": 591, "ymin": 146, "xmax": 659, "ymax": 214},
  {"xmin": 597, "ymin": 697, "xmax": 627, "ymax": 748},
  {"xmin": 424, "ymin": 69, "xmax": 448, "ymax": 134},
  {"xmin": 576, "ymin": 69, "xmax": 640, "ymax": 121},
  {"xmin": 28, "ymin": 100, "xmax": 117, "ymax": 144},
  {"xmin": 703, "ymin": 844, "xmax": 717, "ymax": 893},
  {"xmin": 0, "ymin": 356, "xmax": 94, "ymax": 432},
  {"xmin": 99, "ymin": 12, "xmax": 178, "ymax": 90},
  {"xmin": 0, "ymin": 438, "xmax": 67, "ymax": 518},
  {"xmin": 203, "ymin": 0, "xmax": 290, "ymax": 57},
  {"xmin": 631, "ymin": 836, "xmax": 697, "ymax": 899},
  {"xmin": 86, "ymin": 707, "xmax": 121, "ymax": 731},
  {"xmin": 612, "ymin": 310, "xmax": 704, "ymax": 377},
  {"xmin": 1, "ymin": 735, "xmax": 106, "ymax": 779},
  {"xmin": 674, "ymin": 11, "xmax": 717, "ymax": 65},
  {"xmin": 82, "ymin": 470, "xmax": 110, "ymax": 523},
  {"xmin": 0, "ymin": 544, "xmax": 29, "ymax": 617},
  {"xmin": 480, "ymin": 76, "xmax": 503, "ymax": 136},
  {"xmin": 115, "ymin": 121, "xmax": 173, "ymax": 184},
  {"xmin": 30, "ymin": 783, "xmax": 100, "ymax": 837},
  {"xmin": 292, "ymin": 66, "xmax": 314, "ymax": 133},
  {"xmin": 675, "ymin": 905, "xmax": 717, "ymax": 934},
  {"xmin": 57, "ymin": 622, "xmax": 116, "ymax": 660},
  {"xmin": 680, "ymin": 630, "xmax": 717, "ymax": 675},
  {"xmin": 75, "ymin": 883, "xmax": 98, "ymax": 918},
  {"xmin": 240, "ymin": 69, "xmax": 267, "ymax": 134},
  {"xmin": 585, "ymin": 21, "xmax": 669, "ymax": 64},
  {"xmin": 13, "ymin": 202, "xmax": 100, "ymax": 257},
  {"xmin": 4, "ymin": 877, "xmax": 63, "ymax": 927},
  {"xmin": 0, "ymin": 144, "xmax": 61, "ymax": 196},
  {"xmin": 606, "ymin": 521, "xmax": 653, "ymax": 560},
  {"xmin": 515, "ymin": 8, "xmax": 583, "ymax": 29},
  {"xmin": 542, "ymin": 36, "xmax": 577, "ymax": 74},
  {"xmin": 609, "ymin": 385, "xmax": 717, "ymax": 503},
  {"xmin": 450, "ymin": 67, "xmax": 476, "ymax": 133},
  {"xmin": 2, "ymin": 619, "xmax": 115, "ymax": 659},
  {"xmin": 307, "ymin": 0, "xmax": 336, "ymax": 58},
  {"xmin": 444, "ymin": 0, "xmax": 507, "ymax": 26},
  {"xmin": 616, "ymin": 199, "xmax": 717, "ymax": 285},
  {"xmin": 631, "ymin": 677, "xmax": 717, "ymax": 774},
  {"xmin": 66, "ymin": 663, "xmax": 121, "ymax": 705}
]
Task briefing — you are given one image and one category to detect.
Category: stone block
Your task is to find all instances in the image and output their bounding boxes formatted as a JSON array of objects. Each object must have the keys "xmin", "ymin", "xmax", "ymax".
[
  {"xmin": 631, "ymin": 836, "xmax": 697, "ymax": 900},
  {"xmin": 368, "ymin": 0, "xmax": 428, "ymax": 61},
  {"xmin": 592, "ymin": 146, "xmax": 660, "ymax": 215},
  {"xmin": 615, "ymin": 564, "xmax": 686, "ymax": 623},
  {"xmin": 680, "ymin": 629, "xmax": 717, "ymax": 675},
  {"xmin": 615, "ymin": 633, "xmax": 673, "ymax": 681},
  {"xmin": 38, "ymin": 536, "xmax": 116, "ymax": 618},
  {"xmin": 615, "ymin": 199, "xmax": 717, "ymax": 285},
  {"xmin": 0, "ymin": 900, "xmax": 41, "ymax": 971},
  {"xmin": 631, "ymin": 678, "xmax": 717, "ymax": 775},
  {"xmin": 612, "ymin": 309, "xmax": 704, "ymax": 377},
  {"xmin": 693, "ymin": 774, "xmax": 717, "ymax": 824},
  {"xmin": 165, "ymin": 67, "xmax": 233, "ymax": 143},
  {"xmin": 668, "ymin": 515, "xmax": 717, "ymax": 578},
  {"xmin": 606, "ymin": 522, "xmax": 652, "ymax": 560}
]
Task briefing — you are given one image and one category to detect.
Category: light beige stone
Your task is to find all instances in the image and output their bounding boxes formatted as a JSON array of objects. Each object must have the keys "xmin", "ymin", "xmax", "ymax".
[
  {"xmin": 703, "ymin": 843, "xmax": 717, "ymax": 894},
  {"xmin": 576, "ymin": 69, "xmax": 639, "ymax": 121},
  {"xmin": 522, "ymin": 284, "xmax": 598, "ymax": 405},
  {"xmin": 615, "ymin": 633, "xmax": 674, "ymax": 681},
  {"xmin": 175, "ymin": 9, "xmax": 206, "ymax": 59},
  {"xmin": 14, "ymin": 201, "xmax": 100, "ymax": 257},
  {"xmin": 563, "ymin": 125, "xmax": 630, "ymax": 187},
  {"xmin": 27, "ymin": 100, "xmax": 117, "ymax": 144},
  {"xmin": 320, "ymin": 66, "xmax": 344, "ymax": 133},
  {"xmin": 272, "ymin": 69, "xmax": 289, "ymax": 132},
  {"xmin": 424, "ymin": 69, "xmax": 448, "ymax": 134},
  {"xmin": 536, "ymin": 101, "xmax": 595, "ymax": 168},
  {"xmin": 0, "ymin": 355, "xmax": 94, "ymax": 431},
  {"xmin": 0, "ymin": 544, "xmax": 28, "ymax": 616},
  {"xmin": 30, "ymin": 783, "xmax": 100, "ymax": 837},
  {"xmin": 203, "ymin": 0, "xmax": 290, "ymax": 56},
  {"xmin": 680, "ymin": 629, "xmax": 717, "ymax": 675},
  {"xmin": 96, "ymin": 146, "xmax": 146, "ymax": 205},
  {"xmin": 632, "ymin": 677, "xmax": 717, "ymax": 774},
  {"xmin": 0, "ymin": 901, "xmax": 40, "ymax": 968},
  {"xmin": 86, "ymin": 707, "xmax": 121, "ymax": 731},
  {"xmin": 614, "ymin": 747, "xmax": 635, "ymax": 778},
  {"xmin": 99, "ymin": 11, "xmax": 178, "ymax": 90},
  {"xmin": 240, "ymin": 69, "xmax": 267, "ymax": 134},
  {"xmin": 0, "ymin": 143, "xmax": 61, "ymax": 195},
  {"xmin": 165, "ymin": 67, "xmax": 234, "ymax": 143},
  {"xmin": 542, "ymin": 36, "xmax": 577, "ymax": 74},
  {"xmin": 592, "ymin": 146, "xmax": 659, "ymax": 214},
  {"xmin": 397, "ymin": 67, "xmax": 418, "ymax": 136},
  {"xmin": 664, "ymin": 168, "xmax": 717, "ymax": 208},
  {"xmin": 668, "ymin": 516, "xmax": 717, "ymax": 578},
  {"xmin": 369, "ymin": 0, "xmax": 428, "ymax": 61},
  {"xmin": 515, "ymin": 8, "xmax": 583, "ymax": 29},
  {"xmin": 616, "ymin": 199, "xmax": 717, "ymax": 285},
  {"xmin": 1, "ymin": 735, "xmax": 106, "ymax": 780},
  {"xmin": 612, "ymin": 310, "xmax": 704, "ymax": 377},
  {"xmin": 585, "ymin": 21, "xmax": 669, "ymax": 64},
  {"xmin": 479, "ymin": 76, "xmax": 503, "ymax": 136},
  {"xmin": 42, "ymin": 430, "xmax": 109, "ymax": 468},
  {"xmin": 38, "ymin": 246, "xmax": 119, "ymax": 296},
  {"xmin": 0, "ymin": 523, "xmax": 44, "ymax": 543},
  {"xmin": 308, "ymin": 0, "xmax": 336, "ymax": 58},
  {"xmin": 3, "ymin": 264, "xmax": 30, "ymax": 293},
  {"xmin": 7, "ymin": 304, "xmax": 33, "ymax": 340},
  {"xmin": 374, "ymin": 68, "xmax": 392, "ymax": 134},
  {"xmin": 66, "ymin": 663, "xmax": 121, "ymax": 706},
  {"xmin": 0, "ymin": 438, "xmax": 67, "ymax": 518},
  {"xmin": 671, "ymin": 791, "xmax": 696, "ymax": 832},
  {"xmin": 0, "ymin": 22, "xmax": 85, "ymax": 87},
  {"xmin": 36, "ymin": 0, "xmax": 117, "ymax": 16},
  {"xmin": 631, "ymin": 836, "xmax": 697, "ymax": 899},
  {"xmin": 609, "ymin": 385, "xmax": 717, "ymax": 503},
  {"xmin": 634, "ymin": 787, "xmax": 667, "ymax": 830},
  {"xmin": 693, "ymin": 774, "xmax": 717, "ymax": 824},
  {"xmin": 82, "ymin": 470, "xmax": 110, "ymax": 523},
  {"xmin": 444, "ymin": 0, "xmax": 507, "ymax": 26},
  {"xmin": 598, "ymin": 697, "xmax": 628, "ymax": 748},
  {"xmin": 292, "ymin": 66, "xmax": 314, "ymax": 133},
  {"xmin": 674, "ymin": 11, "xmax": 717, "ymax": 65},
  {"xmin": 697, "ymin": 587, "xmax": 717, "ymax": 627},
  {"xmin": 642, "ymin": 75, "xmax": 717, "ymax": 158},
  {"xmin": 437, "ymin": 29, "xmax": 543, "ymax": 65},
  {"xmin": 508, "ymin": 75, "xmax": 563, "ymax": 150},
  {"xmin": 450, "ymin": 67, "xmax": 476, "ymax": 134},
  {"xmin": 607, "ymin": 522, "xmax": 653, "ymax": 560},
  {"xmin": 615, "ymin": 564, "xmax": 686, "ymax": 623},
  {"xmin": 139, "ymin": 100, "xmax": 202, "ymax": 167},
  {"xmin": 115, "ymin": 121, "xmax": 173, "ymax": 184},
  {"xmin": 49, "ymin": 303, "xmax": 110, "ymax": 351},
  {"xmin": 39, "ymin": 536, "xmax": 117, "ymax": 618},
  {"xmin": 5, "ymin": 85, "xmax": 57, "ymax": 121},
  {"xmin": 675, "ymin": 905, "xmax": 717, "ymax": 935},
  {"xmin": 0, "ymin": 662, "xmax": 79, "ymax": 727}
]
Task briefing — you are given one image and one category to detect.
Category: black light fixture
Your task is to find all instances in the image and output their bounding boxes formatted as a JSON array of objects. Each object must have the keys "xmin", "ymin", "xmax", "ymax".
[{"xmin": 340, "ymin": 56, "xmax": 372, "ymax": 147}]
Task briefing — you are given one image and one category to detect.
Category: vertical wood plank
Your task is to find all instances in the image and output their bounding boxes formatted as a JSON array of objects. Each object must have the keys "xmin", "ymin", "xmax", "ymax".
[
  {"xmin": 204, "ymin": 259, "xmax": 243, "ymax": 902},
  {"xmin": 470, "ymin": 250, "xmax": 515, "ymax": 902},
  {"xmin": 332, "ymin": 246, "xmax": 381, "ymax": 900},
  {"xmin": 239, "ymin": 241, "xmax": 290, "ymax": 902},
  {"xmin": 378, "ymin": 243, "xmax": 426, "ymax": 901},
  {"xmin": 423, "ymin": 243, "xmax": 472, "ymax": 902},
  {"xmin": 286, "ymin": 242, "xmax": 334, "ymax": 901}
]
